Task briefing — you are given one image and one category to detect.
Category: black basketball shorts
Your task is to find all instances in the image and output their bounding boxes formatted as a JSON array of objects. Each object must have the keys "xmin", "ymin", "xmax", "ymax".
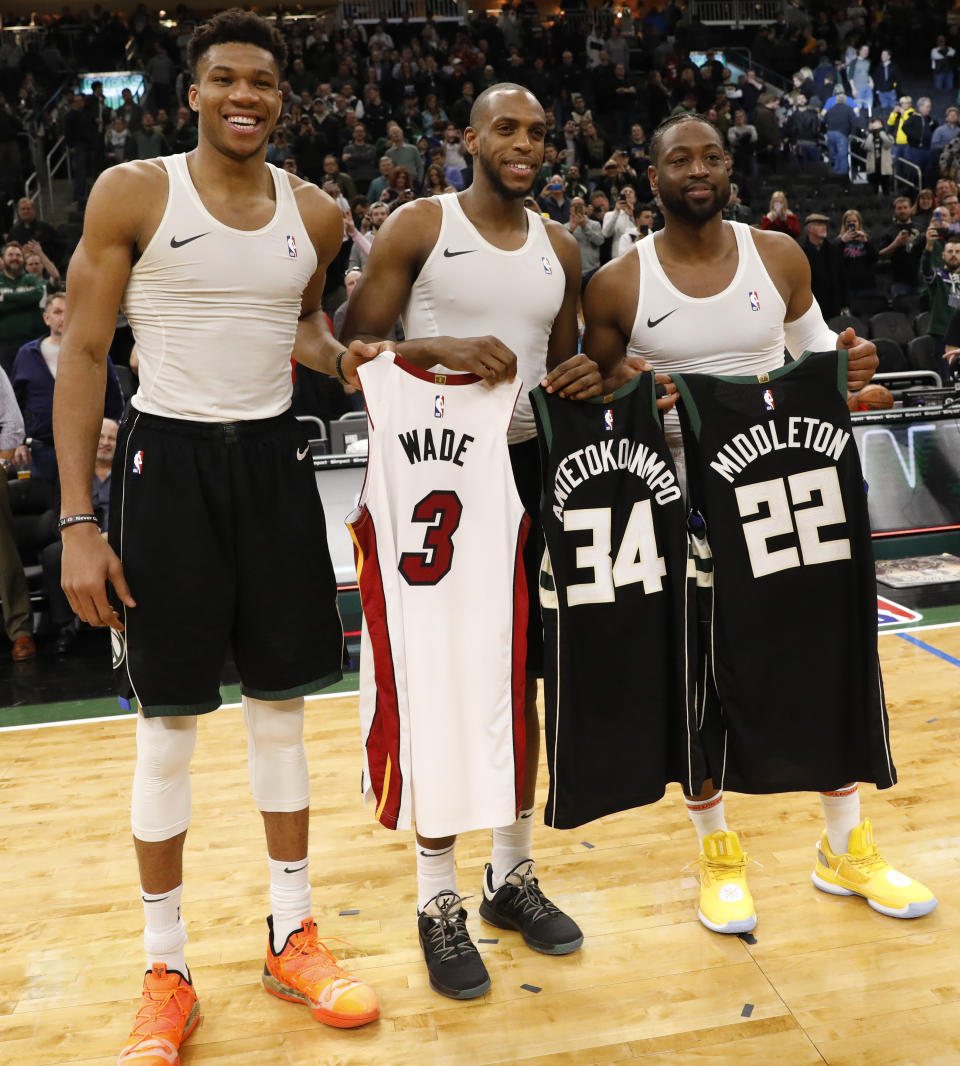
[
  {"xmin": 108, "ymin": 409, "xmax": 343, "ymax": 717},
  {"xmin": 509, "ymin": 435, "xmax": 544, "ymax": 677}
]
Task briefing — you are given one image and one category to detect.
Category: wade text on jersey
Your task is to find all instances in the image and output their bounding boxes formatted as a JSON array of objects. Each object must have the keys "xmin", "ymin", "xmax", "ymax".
[{"xmin": 397, "ymin": 427, "xmax": 476, "ymax": 467}]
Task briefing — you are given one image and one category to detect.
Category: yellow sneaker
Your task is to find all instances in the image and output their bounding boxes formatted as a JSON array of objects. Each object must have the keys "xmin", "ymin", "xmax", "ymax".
[
  {"xmin": 117, "ymin": 963, "xmax": 199, "ymax": 1065},
  {"xmin": 696, "ymin": 830, "xmax": 757, "ymax": 934},
  {"xmin": 812, "ymin": 819, "xmax": 937, "ymax": 918},
  {"xmin": 263, "ymin": 916, "xmax": 380, "ymax": 1028}
]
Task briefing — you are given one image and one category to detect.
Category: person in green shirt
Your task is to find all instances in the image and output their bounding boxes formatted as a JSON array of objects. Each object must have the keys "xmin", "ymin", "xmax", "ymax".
[{"xmin": 0, "ymin": 242, "xmax": 44, "ymax": 376}]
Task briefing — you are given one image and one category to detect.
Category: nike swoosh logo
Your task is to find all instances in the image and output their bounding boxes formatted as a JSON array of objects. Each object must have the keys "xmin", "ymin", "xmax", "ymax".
[
  {"xmin": 520, "ymin": 812, "xmax": 533, "ymax": 819},
  {"xmin": 283, "ymin": 862, "xmax": 308, "ymax": 873},
  {"xmin": 170, "ymin": 233, "xmax": 209, "ymax": 249},
  {"xmin": 443, "ymin": 248, "xmax": 477, "ymax": 257},
  {"xmin": 647, "ymin": 309, "xmax": 678, "ymax": 328},
  {"xmin": 296, "ymin": 446, "xmax": 310, "ymax": 460},
  {"xmin": 142, "ymin": 894, "xmax": 170, "ymax": 903}
]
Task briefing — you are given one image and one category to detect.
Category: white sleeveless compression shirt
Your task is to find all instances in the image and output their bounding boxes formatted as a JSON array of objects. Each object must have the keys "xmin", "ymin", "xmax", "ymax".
[
  {"xmin": 122, "ymin": 153, "xmax": 318, "ymax": 422},
  {"xmin": 402, "ymin": 193, "xmax": 565, "ymax": 444},
  {"xmin": 627, "ymin": 220, "xmax": 786, "ymax": 449}
]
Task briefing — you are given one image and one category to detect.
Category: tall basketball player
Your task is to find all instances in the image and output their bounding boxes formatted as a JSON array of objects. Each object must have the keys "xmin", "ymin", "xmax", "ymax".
[
  {"xmin": 341, "ymin": 84, "xmax": 597, "ymax": 997},
  {"xmin": 54, "ymin": 12, "xmax": 384, "ymax": 1063},
  {"xmin": 583, "ymin": 112, "xmax": 935, "ymax": 935}
]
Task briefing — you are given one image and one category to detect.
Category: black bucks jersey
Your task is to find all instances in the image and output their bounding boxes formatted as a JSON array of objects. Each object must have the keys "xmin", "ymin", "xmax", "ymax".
[
  {"xmin": 531, "ymin": 372, "xmax": 705, "ymax": 830},
  {"xmin": 673, "ymin": 351, "xmax": 895, "ymax": 794}
]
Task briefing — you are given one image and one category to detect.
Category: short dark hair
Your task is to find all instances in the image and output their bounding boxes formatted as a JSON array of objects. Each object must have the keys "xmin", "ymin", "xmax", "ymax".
[
  {"xmin": 187, "ymin": 9, "xmax": 287, "ymax": 81},
  {"xmin": 649, "ymin": 112, "xmax": 722, "ymax": 165},
  {"xmin": 469, "ymin": 82, "xmax": 538, "ymax": 127}
]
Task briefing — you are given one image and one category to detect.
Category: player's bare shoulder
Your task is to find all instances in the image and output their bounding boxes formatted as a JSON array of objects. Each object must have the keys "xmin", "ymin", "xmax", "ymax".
[
  {"xmin": 750, "ymin": 226, "xmax": 809, "ymax": 297},
  {"xmin": 543, "ymin": 217, "xmax": 582, "ymax": 268},
  {"xmin": 85, "ymin": 159, "xmax": 169, "ymax": 247},
  {"xmin": 367, "ymin": 197, "xmax": 443, "ymax": 273}
]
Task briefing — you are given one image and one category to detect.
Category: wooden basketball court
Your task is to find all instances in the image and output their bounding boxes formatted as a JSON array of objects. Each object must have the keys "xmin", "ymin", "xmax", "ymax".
[{"xmin": 1, "ymin": 624, "xmax": 958, "ymax": 1065}]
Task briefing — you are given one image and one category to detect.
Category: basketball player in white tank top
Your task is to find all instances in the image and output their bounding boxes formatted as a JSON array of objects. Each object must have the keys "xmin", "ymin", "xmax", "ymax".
[
  {"xmin": 342, "ymin": 84, "xmax": 598, "ymax": 995},
  {"xmin": 584, "ymin": 114, "xmax": 934, "ymax": 936},
  {"xmin": 53, "ymin": 13, "xmax": 387, "ymax": 1057}
]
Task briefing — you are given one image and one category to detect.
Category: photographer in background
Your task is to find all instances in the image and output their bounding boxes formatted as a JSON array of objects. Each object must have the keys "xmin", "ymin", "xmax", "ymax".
[
  {"xmin": 567, "ymin": 196, "xmax": 604, "ymax": 290},
  {"xmin": 878, "ymin": 196, "xmax": 923, "ymax": 300},
  {"xmin": 538, "ymin": 174, "xmax": 570, "ymax": 223},
  {"xmin": 615, "ymin": 202, "xmax": 655, "ymax": 258},
  {"xmin": 921, "ymin": 216, "xmax": 960, "ymax": 372}
]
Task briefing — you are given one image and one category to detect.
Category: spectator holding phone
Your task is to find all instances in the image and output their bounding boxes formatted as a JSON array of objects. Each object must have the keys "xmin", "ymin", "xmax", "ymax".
[
  {"xmin": 878, "ymin": 196, "xmax": 924, "ymax": 299},
  {"xmin": 838, "ymin": 208, "xmax": 878, "ymax": 313},
  {"xmin": 615, "ymin": 203, "xmax": 655, "ymax": 258},
  {"xmin": 539, "ymin": 174, "xmax": 570, "ymax": 223},
  {"xmin": 567, "ymin": 196, "xmax": 604, "ymax": 289},
  {"xmin": 760, "ymin": 190, "xmax": 801, "ymax": 238},
  {"xmin": 921, "ymin": 217, "xmax": 960, "ymax": 365}
]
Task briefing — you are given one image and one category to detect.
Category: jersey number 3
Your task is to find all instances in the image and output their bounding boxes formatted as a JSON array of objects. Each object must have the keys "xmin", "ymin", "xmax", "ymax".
[{"xmin": 399, "ymin": 490, "xmax": 463, "ymax": 586}]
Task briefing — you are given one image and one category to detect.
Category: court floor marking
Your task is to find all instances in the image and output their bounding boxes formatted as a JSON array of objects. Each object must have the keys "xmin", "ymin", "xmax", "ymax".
[
  {"xmin": 0, "ymin": 690, "xmax": 362, "ymax": 734},
  {"xmin": 894, "ymin": 631, "xmax": 960, "ymax": 668}
]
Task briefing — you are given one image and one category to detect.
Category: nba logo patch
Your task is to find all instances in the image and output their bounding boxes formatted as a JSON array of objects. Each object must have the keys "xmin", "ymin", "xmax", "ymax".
[
  {"xmin": 286, "ymin": 235, "xmax": 298, "ymax": 258},
  {"xmin": 603, "ymin": 408, "xmax": 614, "ymax": 432},
  {"xmin": 434, "ymin": 394, "xmax": 445, "ymax": 419},
  {"xmin": 132, "ymin": 450, "xmax": 143, "ymax": 474},
  {"xmin": 541, "ymin": 256, "xmax": 553, "ymax": 275},
  {"xmin": 748, "ymin": 290, "xmax": 760, "ymax": 311},
  {"xmin": 762, "ymin": 388, "xmax": 775, "ymax": 412}
]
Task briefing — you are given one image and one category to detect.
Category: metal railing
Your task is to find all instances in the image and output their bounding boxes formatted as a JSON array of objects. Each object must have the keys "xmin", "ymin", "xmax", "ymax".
[
  {"xmin": 690, "ymin": 0, "xmax": 787, "ymax": 27},
  {"xmin": 892, "ymin": 154, "xmax": 924, "ymax": 197},
  {"xmin": 338, "ymin": 0, "xmax": 468, "ymax": 22},
  {"xmin": 46, "ymin": 136, "xmax": 70, "ymax": 207}
]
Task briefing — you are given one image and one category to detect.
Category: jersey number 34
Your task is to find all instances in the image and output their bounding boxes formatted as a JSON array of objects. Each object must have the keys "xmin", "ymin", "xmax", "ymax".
[{"xmin": 564, "ymin": 500, "xmax": 667, "ymax": 606}]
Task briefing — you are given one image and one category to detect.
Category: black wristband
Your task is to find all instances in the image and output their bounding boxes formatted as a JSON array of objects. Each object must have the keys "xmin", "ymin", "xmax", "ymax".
[
  {"xmin": 335, "ymin": 348, "xmax": 348, "ymax": 383},
  {"xmin": 58, "ymin": 513, "xmax": 99, "ymax": 531}
]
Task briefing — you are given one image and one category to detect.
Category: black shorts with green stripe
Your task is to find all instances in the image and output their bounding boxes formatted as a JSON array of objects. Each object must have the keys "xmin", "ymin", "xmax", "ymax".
[{"xmin": 109, "ymin": 408, "xmax": 343, "ymax": 716}]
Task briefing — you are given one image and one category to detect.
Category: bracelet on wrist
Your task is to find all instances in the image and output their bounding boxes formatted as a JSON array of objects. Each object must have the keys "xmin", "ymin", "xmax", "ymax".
[
  {"xmin": 58, "ymin": 513, "xmax": 99, "ymax": 531},
  {"xmin": 335, "ymin": 348, "xmax": 349, "ymax": 384}
]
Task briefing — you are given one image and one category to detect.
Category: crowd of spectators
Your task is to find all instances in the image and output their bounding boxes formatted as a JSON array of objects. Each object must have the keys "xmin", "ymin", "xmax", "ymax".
[{"xmin": 2, "ymin": 1, "xmax": 960, "ymax": 654}]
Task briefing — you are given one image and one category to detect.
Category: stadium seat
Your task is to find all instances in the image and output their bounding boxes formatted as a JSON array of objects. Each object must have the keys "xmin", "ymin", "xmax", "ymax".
[
  {"xmin": 828, "ymin": 313, "xmax": 867, "ymax": 336},
  {"xmin": 873, "ymin": 337, "xmax": 908, "ymax": 373},
  {"xmin": 906, "ymin": 334, "xmax": 938, "ymax": 372},
  {"xmin": 914, "ymin": 310, "xmax": 932, "ymax": 335},
  {"xmin": 868, "ymin": 310, "xmax": 914, "ymax": 345}
]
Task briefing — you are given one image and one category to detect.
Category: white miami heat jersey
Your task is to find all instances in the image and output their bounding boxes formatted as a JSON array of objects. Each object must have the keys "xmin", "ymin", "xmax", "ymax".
[{"xmin": 346, "ymin": 352, "xmax": 529, "ymax": 837}]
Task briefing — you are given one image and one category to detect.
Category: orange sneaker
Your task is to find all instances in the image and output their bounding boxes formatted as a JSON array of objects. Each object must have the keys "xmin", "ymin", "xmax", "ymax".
[
  {"xmin": 117, "ymin": 963, "xmax": 199, "ymax": 1065},
  {"xmin": 262, "ymin": 916, "xmax": 379, "ymax": 1028}
]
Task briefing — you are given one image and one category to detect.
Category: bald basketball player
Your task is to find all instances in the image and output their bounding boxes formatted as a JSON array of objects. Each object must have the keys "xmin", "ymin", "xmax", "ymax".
[
  {"xmin": 54, "ymin": 12, "xmax": 385, "ymax": 1064},
  {"xmin": 342, "ymin": 83, "xmax": 596, "ymax": 998},
  {"xmin": 584, "ymin": 112, "xmax": 936, "ymax": 936}
]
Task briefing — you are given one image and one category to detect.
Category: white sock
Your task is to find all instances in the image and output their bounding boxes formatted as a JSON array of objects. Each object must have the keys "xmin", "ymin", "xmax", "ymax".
[
  {"xmin": 142, "ymin": 883, "xmax": 188, "ymax": 979},
  {"xmin": 268, "ymin": 855, "xmax": 312, "ymax": 953},
  {"xmin": 490, "ymin": 807, "xmax": 535, "ymax": 888},
  {"xmin": 820, "ymin": 784, "xmax": 861, "ymax": 854},
  {"xmin": 685, "ymin": 791, "xmax": 727, "ymax": 845},
  {"xmin": 416, "ymin": 843, "xmax": 457, "ymax": 913}
]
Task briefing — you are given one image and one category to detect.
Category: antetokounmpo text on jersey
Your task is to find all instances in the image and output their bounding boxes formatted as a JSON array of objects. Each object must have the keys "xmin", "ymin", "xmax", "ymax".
[
  {"xmin": 710, "ymin": 417, "xmax": 850, "ymax": 484},
  {"xmin": 551, "ymin": 439, "xmax": 681, "ymax": 520}
]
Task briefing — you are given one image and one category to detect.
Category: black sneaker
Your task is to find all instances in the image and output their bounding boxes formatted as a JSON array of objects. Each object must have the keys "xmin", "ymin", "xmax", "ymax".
[
  {"xmin": 417, "ymin": 891, "xmax": 491, "ymax": 1000},
  {"xmin": 479, "ymin": 860, "xmax": 583, "ymax": 955}
]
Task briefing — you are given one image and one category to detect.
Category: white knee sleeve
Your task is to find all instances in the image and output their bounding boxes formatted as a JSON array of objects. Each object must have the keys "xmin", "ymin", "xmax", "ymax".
[
  {"xmin": 131, "ymin": 714, "xmax": 198, "ymax": 842},
  {"xmin": 243, "ymin": 696, "xmax": 310, "ymax": 813}
]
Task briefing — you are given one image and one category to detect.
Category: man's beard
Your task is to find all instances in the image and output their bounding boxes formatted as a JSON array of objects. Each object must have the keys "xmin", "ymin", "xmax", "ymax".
[
  {"xmin": 658, "ymin": 178, "xmax": 729, "ymax": 224},
  {"xmin": 477, "ymin": 150, "xmax": 534, "ymax": 201}
]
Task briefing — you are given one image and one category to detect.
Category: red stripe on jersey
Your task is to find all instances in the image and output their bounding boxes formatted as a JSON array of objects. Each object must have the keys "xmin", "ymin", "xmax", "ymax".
[
  {"xmin": 349, "ymin": 505, "xmax": 404, "ymax": 830},
  {"xmin": 511, "ymin": 513, "xmax": 532, "ymax": 816}
]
